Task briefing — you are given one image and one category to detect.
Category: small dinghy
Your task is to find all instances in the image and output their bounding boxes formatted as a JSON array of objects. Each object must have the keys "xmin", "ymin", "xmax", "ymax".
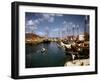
[{"xmin": 41, "ymin": 48, "xmax": 47, "ymax": 53}]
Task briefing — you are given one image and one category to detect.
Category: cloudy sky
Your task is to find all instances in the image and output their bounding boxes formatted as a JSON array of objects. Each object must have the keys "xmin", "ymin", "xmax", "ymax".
[{"xmin": 25, "ymin": 12, "xmax": 89, "ymax": 37}]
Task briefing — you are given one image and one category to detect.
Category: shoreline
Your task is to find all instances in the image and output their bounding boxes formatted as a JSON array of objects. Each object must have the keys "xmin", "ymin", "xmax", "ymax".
[{"xmin": 64, "ymin": 59, "xmax": 90, "ymax": 66}]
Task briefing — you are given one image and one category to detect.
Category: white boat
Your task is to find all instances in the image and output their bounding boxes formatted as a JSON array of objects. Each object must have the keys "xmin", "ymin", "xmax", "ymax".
[
  {"xmin": 41, "ymin": 48, "xmax": 47, "ymax": 53},
  {"xmin": 60, "ymin": 41, "xmax": 71, "ymax": 49}
]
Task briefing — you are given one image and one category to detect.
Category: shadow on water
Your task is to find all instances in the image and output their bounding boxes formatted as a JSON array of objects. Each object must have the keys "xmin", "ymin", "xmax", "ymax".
[{"xmin": 26, "ymin": 42, "xmax": 72, "ymax": 68}]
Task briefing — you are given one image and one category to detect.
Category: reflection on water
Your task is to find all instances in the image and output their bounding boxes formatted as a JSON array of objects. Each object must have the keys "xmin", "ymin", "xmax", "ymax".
[{"xmin": 26, "ymin": 42, "xmax": 72, "ymax": 68}]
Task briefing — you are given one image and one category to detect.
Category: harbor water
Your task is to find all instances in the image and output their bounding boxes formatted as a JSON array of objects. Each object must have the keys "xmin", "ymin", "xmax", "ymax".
[{"xmin": 26, "ymin": 42, "xmax": 72, "ymax": 68}]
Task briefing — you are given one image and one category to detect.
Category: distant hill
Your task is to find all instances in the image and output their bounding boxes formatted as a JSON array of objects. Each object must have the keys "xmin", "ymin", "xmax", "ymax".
[
  {"xmin": 25, "ymin": 33, "xmax": 44, "ymax": 44},
  {"xmin": 26, "ymin": 33, "xmax": 41, "ymax": 39}
]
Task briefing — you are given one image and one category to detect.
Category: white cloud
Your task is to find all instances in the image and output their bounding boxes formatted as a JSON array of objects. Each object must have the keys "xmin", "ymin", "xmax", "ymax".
[
  {"xmin": 63, "ymin": 21, "xmax": 76, "ymax": 29},
  {"xmin": 26, "ymin": 19, "xmax": 39, "ymax": 33},
  {"xmin": 41, "ymin": 13, "xmax": 55, "ymax": 22},
  {"xmin": 62, "ymin": 27, "xmax": 66, "ymax": 31},
  {"xmin": 25, "ymin": 13, "xmax": 64, "ymax": 33},
  {"xmin": 63, "ymin": 21, "xmax": 67, "ymax": 24},
  {"xmin": 34, "ymin": 13, "xmax": 63, "ymax": 23},
  {"xmin": 36, "ymin": 31, "xmax": 45, "ymax": 36},
  {"xmin": 49, "ymin": 17, "xmax": 54, "ymax": 22},
  {"xmin": 26, "ymin": 20, "xmax": 38, "ymax": 26},
  {"xmin": 42, "ymin": 14, "xmax": 50, "ymax": 19},
  {"xmin": 50, "ymin": 13, "xmax": 55, "ymax": 16},
  {"xmin": 34, "ymin": 19, "xmax": 40, "ymax": 24},
  {"xmin": 52, "ymin": 28, "xmax": 59, "ymax": 32},
  {"xmin": 56, "ymin": 14, "xmax": 63, "ymax": 17},
  {"xmin": 26, "ymin": 20, "xmax": 33, "ymax": 26},
  {"xmin": 62, "ymin": 21, "xmax": 69, "ymax": 30},
  {"xmin": 45, "ymin": 26, "xmax": 49, "ymax": 30},
  {"xmin": 38, "ymin": 18, "xmax": 44, "ymax": 22},
  {"xmin": 49, "ymin": 13, "xmax": 63, "ymax": 17}
]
